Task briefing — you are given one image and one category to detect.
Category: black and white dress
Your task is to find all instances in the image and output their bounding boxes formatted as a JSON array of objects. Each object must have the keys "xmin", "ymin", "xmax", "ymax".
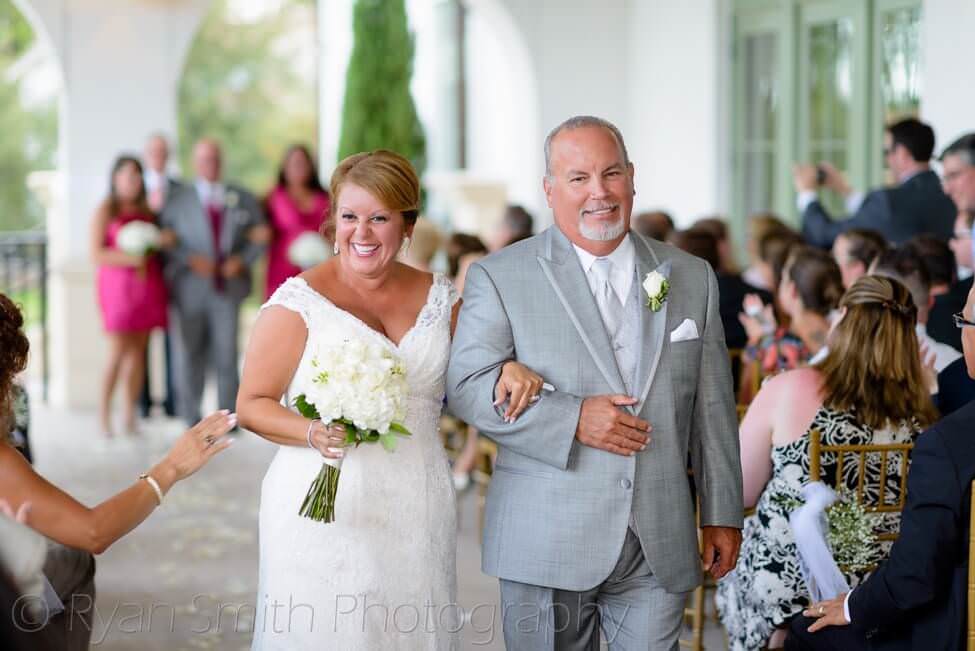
[{"xmin": 715, "ymin": 406, "xmax": 918, "ymax": 651}]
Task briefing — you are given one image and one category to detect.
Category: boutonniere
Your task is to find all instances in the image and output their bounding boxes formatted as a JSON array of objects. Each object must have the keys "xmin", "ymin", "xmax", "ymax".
[
  {"xmin": 225, "ymin": 191, "xmax": 239, "ymax": 208},
  {"xmin": 643, "ymin": 270, "xmax": 669, "ymax": 312}
]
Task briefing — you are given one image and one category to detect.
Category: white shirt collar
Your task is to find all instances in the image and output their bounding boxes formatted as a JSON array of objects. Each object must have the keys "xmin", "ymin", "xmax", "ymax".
[
  {"xmin": 572, "ymin": 233, "xmax": 635, "ymax": 274},
  {"xmin": 572, "ymin": 233, "xmax": 636, "ymax": 304},
  {"xmin": 144, "ymin": 168, "xmax": 165, "ymax": 192},
  {"xmin": 195, "ymin": 179, "xmax": 224, "ymax": 206}
]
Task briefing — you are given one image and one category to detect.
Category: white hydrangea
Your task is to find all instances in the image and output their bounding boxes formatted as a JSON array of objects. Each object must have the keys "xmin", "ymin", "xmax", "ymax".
[
  {"xmin": 299, "ymin": 335, "xmax": 408, "ymax": 435},
  {"xmin": 116, "ymin": 221, "xmax": 161, "ymax": 256},
  {"xmin": 287, "ymin": 232, "xmax": 330, "ymax": 269}
]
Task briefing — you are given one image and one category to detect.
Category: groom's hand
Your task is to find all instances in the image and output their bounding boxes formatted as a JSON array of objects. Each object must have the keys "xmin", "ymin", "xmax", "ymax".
[
  {"xmin": 575, "ymin": 395, "xmax": 651, "ymax": 456},
  {"xmin": 701, "ymin": 526, "xmax": 742, "ymax": 579}
]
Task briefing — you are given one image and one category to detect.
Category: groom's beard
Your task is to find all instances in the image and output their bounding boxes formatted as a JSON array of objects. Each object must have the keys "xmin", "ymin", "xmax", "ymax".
[{"xmin": 579, "ymin": 206, "xmax": 627, "ymax": 241}]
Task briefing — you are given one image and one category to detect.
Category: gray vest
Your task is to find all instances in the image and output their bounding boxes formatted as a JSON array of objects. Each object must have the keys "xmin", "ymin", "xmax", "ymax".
[{"xmin": 608, "ymin": 269, "xmax": 643, "ymax": 395}]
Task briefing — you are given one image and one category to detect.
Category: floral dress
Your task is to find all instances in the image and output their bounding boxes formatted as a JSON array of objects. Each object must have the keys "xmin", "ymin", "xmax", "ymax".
[{"xmin": 715, "ymin": 406, "xmax": 918, "ymax": 651}]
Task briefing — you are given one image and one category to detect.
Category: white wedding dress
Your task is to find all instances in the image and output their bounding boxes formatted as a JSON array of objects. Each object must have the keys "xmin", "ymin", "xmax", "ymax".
[{"xmin": 251, "ymin": 274, "xmax": 459, "ymax": 650}]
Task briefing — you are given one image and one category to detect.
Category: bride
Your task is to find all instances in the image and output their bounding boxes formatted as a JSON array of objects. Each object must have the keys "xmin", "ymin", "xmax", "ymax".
[{"xmin": 237, "ymin": 150, "xmax": 541, "ymax": 650}]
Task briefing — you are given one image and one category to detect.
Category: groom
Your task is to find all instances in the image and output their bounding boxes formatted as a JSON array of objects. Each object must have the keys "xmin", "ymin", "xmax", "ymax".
[{"xmin": 446, "ymin": 116, "xmax": 743, "ymax": 650}]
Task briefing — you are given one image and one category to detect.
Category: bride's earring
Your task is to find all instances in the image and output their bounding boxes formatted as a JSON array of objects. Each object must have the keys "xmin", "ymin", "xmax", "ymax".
[
  {"xmin": 333, "ymin": 241, "xmax": 340, "ymax": 255},
  {"xmin": 399, "ymin": 237, "xmax": 411, "ymax": 256}
]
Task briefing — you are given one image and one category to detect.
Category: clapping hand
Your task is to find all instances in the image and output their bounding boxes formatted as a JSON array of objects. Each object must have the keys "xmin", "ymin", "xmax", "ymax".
[
  {"xmin": 919, "ymin": 341, "xmax": 938, "ymax": 394},
  {"xmin": 738, "ymin": 294, "xmax": 776, "ymax": 345}
]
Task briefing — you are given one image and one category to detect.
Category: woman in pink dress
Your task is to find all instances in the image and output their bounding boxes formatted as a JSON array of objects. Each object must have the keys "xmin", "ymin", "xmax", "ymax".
[
  {"xmin": 264, "ymin": 144, "xmax": 331, "ymax": 298},
  {"xmin": 90, "ymin": 156, "xmax": 171, "ymax": 437}
]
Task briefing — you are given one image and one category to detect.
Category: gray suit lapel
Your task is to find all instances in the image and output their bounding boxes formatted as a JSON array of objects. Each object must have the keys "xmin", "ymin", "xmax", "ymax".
[
  {"xmin": 632, "ymin": 234, "xmax": 670, "ymax": 412},
  {"xmin": 537, "ymin": 227, "xmax": 626, "ymax": 395}
]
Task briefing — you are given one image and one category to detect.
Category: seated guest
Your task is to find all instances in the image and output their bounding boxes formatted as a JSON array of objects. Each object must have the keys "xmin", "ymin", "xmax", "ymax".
[
  {"xmin": 0, "ymin": 293, "xmax": 234, "ymax": 647},
  {"xmin": 795, "ymin": 118, "xmax": 956, "ymax": 248},
  {"xmin": 787, "ymin": 285, "xmax": 975, "ymax": 651},
  {"xmin": 941, "ymin": 133, "xmax": 975, "ymax": 271},
  {"xmin": 488, "ymin": 204, "xmax": 534, "ymax": 251},
  {"xmin": 633, "ymin": 209, "xmax": 675, "ymax": 241},
  {"xmin": 753, "ymin": 227, "xmax": 804, "ymax": 296},
  {"xmin": 872, "ymin": 247, "xmax": 962, "ymax": 373},
  {"xmin": 446, "ymin": 233, "xmax": 488, "ymax": 294},
  {"xmin": 907, "ymin": 233, "xmax": 968, "ymax": 351},
  {"xmin": 694, "ymin": 216, "xmax": 742, "ymax": 273},
  {"xmin": 742, "ymin": 212, "xmax": 790, "ymax": 290},
  {"xmin": 402, "ymin": 217, "xmax": 443, "ymax": 272},
  {"xmin": 672, "ymin": 228, "xmax": 772, "ymax": 351},
  {"xmin": 831, "ymin": 228, "xmax": 887, "ymax": 289},
  {"xmin": 717, "ymin": 275, "xmax": 937, "ymax": 650},
  {"xmin": 738, "ymin": 246, "xmax": 843, "ymax": 403}
]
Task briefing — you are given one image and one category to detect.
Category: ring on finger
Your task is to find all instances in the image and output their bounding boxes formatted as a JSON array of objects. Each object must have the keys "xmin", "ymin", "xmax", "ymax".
[
  {"xmin": 204, "ymin": 435, "xmax": 215, "ymax": 447},
  {"xmin": 818, "ymin": 606, "xmax": 825, "ymax": 616},
  {"xmin": 529, "ymin": 394, "xmax": 540, "ymax": 403}
]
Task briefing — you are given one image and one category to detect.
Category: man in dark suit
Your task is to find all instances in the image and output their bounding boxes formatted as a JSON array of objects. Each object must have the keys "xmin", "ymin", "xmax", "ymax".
[
  {"xmin": 794, "ymin": 118, "xmax": 956, "ymax": 248},
  {"xmin": 140, "ymin": 133, "xmax": 181, "ymax": 418},
  {"xmin": 786, "ymin": 284, "xmax": 975, "ymax": 650}
]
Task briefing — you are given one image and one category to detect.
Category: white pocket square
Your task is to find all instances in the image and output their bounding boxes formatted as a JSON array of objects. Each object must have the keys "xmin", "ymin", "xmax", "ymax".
[{"xmin": 669, "ymin": 318, "xmax": 700, "ymax": 343}]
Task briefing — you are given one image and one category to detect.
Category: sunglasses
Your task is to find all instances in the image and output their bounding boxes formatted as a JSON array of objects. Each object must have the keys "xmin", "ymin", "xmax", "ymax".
[{"xmin": 954, "ymin": 312, "xmax": 975, "ymax": 329}]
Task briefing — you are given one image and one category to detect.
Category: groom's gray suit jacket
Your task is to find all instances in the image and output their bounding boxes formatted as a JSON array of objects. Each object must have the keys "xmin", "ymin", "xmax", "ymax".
[{"xmin": 446, "ymin": 227, "xmax": 743, "ymax": 594}]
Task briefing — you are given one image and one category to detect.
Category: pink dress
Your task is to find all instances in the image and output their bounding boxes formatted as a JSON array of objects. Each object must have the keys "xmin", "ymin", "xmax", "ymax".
[
  {"xmin": 265, "ymin": 186, "xmax": 330, "ymax": 299},
  {"xmin": 96, "ymin": 212, "xmax": 168, "ymax": 333}
]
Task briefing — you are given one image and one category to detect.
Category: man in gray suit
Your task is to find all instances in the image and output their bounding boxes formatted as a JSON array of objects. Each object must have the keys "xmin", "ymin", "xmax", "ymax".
[
  {"xmin": 446, "ymin": 116, "xmax": 743, "ymax": 650},
  {"xmin": 161, "ymin": 138, "xmax": 265, "ymax": 425}
]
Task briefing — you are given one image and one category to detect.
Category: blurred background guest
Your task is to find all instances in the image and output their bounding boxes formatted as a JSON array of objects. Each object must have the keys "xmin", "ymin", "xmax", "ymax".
[
  {"xmin": 750, "ymin": 225, "xmax": 803, "ymax": 295},
  {"xmin": 139, "ymin": 132, "xmax": 181, "ymax": 419},
  {"xmin": 488, "ymin": 204, "xmax": 533, "ymax": 251},
  {"xmin": 742, "ymin": 212, "xmax": 791, "ymax": 290},
  {"xmin": 872, "ymin": 247, "xmax": 962, "ymax": 373},
  {"xmin": 161, "ymin": 139, "xmax": 266, "ymax": 425},
  {"xmin": 402, "ymin": 217, "xmax": 443, "ymax": 272},
  {"xmin": 738, "ymin": 246, "xmax": 843, "ymax": 402},
  {"xmin": 633, "ymin": 209, "xmax": 675, "ymax": 241},
  {"xmin": 831, "ymin": 228, "xmax": 887, "ymax": 289},
  {"xmin": 693, "ymin": 216, "xmax": 738, "ymax": 274},
  {"xmin": 795, "ymin": 118, "xmax": 956, "ymax": 248},
  {"xmin": 672, "ymin": 228, "xmax": 771, "ymax": 352},
  {"xmin": 444, "ymin": 231, "xmax": 490, "ymax": 490},
  {"xmin": 906, "ymin": 233, "xmax": 967, "ymax": 351},
  {"xmin": 264, "ymin": 144, "xmax": 330, "ymax": 298},
  {"xmin": 717, "ymin": 275, "xmax": 935, "ymax": 650},
  {"xmin": 90, "ymin": 156, "xmax": 171, "ymax": 438}
]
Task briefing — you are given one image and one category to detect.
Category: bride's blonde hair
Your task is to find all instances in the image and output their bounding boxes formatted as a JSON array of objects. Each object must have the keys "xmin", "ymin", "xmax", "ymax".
[{"xmin": 324, "ymin": 150, "xmax": 420, "ymax": 240}]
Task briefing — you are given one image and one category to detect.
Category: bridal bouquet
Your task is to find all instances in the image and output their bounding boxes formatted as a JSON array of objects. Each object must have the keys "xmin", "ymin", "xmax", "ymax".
[
  {"xmin": 116, "ymin": 221, "xmax": 161, "ymax": 257},
  {"xmin": 287, "ymin": 232, "xmax": 330, "ymax": 269},
  {"xmin": 293, "ymin": 337, "xmax": 411, "ymax": 523}
]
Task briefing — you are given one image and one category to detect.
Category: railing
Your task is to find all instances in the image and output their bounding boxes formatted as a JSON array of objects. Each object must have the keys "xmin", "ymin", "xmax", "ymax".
[{"xmin": 0, "ymin": 231, "xmax": 48, "ymax": 401}]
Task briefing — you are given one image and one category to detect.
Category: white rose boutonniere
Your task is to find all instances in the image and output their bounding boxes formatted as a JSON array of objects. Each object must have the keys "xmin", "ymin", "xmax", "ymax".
[
  {"xmin": 643, "ymin": 270, "xmax": 669, "ymax": 312},
  {"xmin": 225, "ymin": 190, "xmax": 239, "ymax": 208}
]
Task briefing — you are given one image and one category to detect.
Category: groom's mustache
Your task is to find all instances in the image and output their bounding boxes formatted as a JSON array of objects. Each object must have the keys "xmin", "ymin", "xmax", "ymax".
[{"xmin": 580, "ymin": 204, "xmax": 620, "ymax": 218}]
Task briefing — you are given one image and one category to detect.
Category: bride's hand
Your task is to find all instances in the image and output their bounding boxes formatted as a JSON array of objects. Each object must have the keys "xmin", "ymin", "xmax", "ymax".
[
  {"xmin": 494, "ymin": 361, "xmax": 544, "ymax": 423},
  {"xmin": 308, "ymin": 420, "xmax": 347, "ymax": 459}
]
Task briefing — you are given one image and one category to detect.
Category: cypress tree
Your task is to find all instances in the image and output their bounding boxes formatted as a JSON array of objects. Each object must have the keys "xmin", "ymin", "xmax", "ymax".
[{"xmin": 337, "ymin": 0, "xmax": 426, "ymax": 173}]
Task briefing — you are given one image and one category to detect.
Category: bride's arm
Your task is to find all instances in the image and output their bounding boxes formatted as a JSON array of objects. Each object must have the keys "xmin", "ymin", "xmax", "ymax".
[{"xmin": 236, "ymin": 306, "xmax": 314, "ymax": 446}]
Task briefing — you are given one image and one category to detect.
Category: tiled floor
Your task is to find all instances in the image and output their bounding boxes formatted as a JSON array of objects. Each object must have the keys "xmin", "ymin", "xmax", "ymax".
[{"xmin": 28, "ymin": 399, "xmax": 727, "ymax": 649}]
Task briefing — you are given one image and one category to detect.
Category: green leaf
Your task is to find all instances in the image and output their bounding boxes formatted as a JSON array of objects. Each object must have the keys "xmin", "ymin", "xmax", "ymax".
[
  {"xmin": 388, "ymin": 421, "xmax": 412, "ymax": 436},
  {"xmin": 292, "ymin": 394, "xmax": 321, "ymax": 420},
  {"xmin": 379, "ymin": 432, "xmax": 398, "ymax": 452}
]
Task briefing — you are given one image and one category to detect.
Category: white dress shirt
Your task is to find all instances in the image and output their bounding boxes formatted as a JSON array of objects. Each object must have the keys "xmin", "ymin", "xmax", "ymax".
[
  {"xmin": 917, "ymin": 324, "xmax": 962, "ymax": 373},
  {"xmin": 195, "ymin": 179, "xmax": 225, "ymax": 207},
  {"xmin": 572, "ymin": 235, "xmax": 636, "ymax": 306},
  {"xmin": 144, "ymin": 168, "xmax": 166, "ymax": 193}
]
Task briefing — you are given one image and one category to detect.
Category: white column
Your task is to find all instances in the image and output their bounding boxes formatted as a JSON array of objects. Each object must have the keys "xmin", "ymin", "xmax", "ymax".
[
  {"xmin": 921, "ymin": 0, "xmax": 975, "ymax": 148},
  {"xmin": 24, "ymin": 0, "xmax": 210, "ymax": 408}
]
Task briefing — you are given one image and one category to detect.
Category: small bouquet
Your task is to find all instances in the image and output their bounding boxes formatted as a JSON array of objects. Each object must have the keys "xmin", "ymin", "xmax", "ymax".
[
  {"xmin": 287, "ymin": 232, "xmax": 330, "ymax": 269},
  {"xmin": 116, "ymin": 221, "xmax": 162, "ymax": 257},
  {"xmin": 293, "ymin": 337, "xmax": 412, "ymax": 523},
  {"xmin": 825, "ymin": 492, "xmax": 882, "ymax": 572}
]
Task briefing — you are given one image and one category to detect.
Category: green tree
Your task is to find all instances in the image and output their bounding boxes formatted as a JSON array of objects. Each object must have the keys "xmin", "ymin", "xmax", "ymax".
[
  {"xmin": 338, "ymin": 0, "xmax": 426, "ymax": 173},
  {"xmin": 178, "ymin": 0, "xmax": 319, "ymax": 194},
  {"xmin": 0, "ymin": 1, "xmax": 58, "ymax": 232}
]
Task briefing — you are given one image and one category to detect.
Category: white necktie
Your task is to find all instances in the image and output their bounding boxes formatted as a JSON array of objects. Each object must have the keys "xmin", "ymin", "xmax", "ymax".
[{"xmin": 591, "ymin": 257, "xmax": 623, "ymax": 337}]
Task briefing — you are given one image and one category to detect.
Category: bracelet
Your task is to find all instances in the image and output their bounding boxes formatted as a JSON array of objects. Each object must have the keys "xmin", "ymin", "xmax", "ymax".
[
  {"xmin": 139, "ymin": 473, "xmax": 164, "ymax": 505},
  {"xmin": 306, "ymin": 419, "xmax": 320, "ymax": 449}
]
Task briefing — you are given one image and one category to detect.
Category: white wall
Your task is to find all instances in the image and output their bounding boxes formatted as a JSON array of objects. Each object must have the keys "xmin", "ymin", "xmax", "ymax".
[{"xmin": 921, "ymin": 0, "xmax": 975, "ymax": 151}]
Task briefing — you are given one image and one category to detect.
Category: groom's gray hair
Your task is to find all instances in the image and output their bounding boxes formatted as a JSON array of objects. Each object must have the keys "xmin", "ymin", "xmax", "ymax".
[{"xmin": 544, "ymin": 116, "xmax": 630, "ymax": 179}]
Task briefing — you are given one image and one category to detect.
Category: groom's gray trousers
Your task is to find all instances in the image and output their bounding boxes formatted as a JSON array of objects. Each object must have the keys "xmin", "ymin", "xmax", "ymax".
[{"xmin": 500, "ymin": 529, "xmax": 687, "ymax": 651}]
